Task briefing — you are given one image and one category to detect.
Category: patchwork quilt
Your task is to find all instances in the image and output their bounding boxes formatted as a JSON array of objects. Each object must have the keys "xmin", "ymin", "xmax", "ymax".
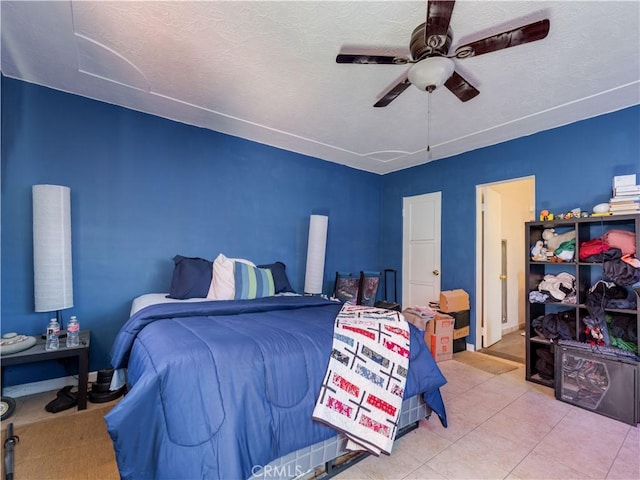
[{"xmin": 312, "ymin": 304, "xmax": 410, "ymax": 455}]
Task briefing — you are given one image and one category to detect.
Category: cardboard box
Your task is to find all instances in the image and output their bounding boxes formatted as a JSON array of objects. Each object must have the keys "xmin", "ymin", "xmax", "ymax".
[
  {"xmin": 424, "ymin": 312, "xmax": 454, "ymax": 337},
  {"xmin": 453, "ymin": 326, "xmax": 469, "ymax": 339},
  {"xmin": 424, "ymin": 313, "xmax": 454, "ymax": 362},
  {"xmin": 439, "ymin": 290, "xmax": 470, "ymax": 313},
  {"xmin": 402, "ymin": 306, "xmax": 438, "ymax": 331},
  {"xmin": 429, "ymin": 333, "xmax": 453, "ymax": 362}
]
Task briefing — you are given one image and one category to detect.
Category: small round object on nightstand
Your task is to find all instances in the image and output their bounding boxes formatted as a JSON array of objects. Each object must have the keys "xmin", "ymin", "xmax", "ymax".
[{"xmin": 0, "ymin": 333, "xmax": 37, "ymax": 355}]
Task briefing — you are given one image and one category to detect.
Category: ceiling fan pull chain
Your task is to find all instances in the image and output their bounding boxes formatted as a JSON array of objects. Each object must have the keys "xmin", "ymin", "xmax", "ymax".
[{"xmin": 427, "ymin": 92, "xmax": 432, "ymax": 158}]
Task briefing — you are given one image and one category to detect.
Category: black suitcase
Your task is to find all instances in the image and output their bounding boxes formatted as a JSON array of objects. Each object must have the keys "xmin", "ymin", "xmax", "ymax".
[{"xmin": 374, "ymin": 269, "xmax": 401, "ymax": 312}]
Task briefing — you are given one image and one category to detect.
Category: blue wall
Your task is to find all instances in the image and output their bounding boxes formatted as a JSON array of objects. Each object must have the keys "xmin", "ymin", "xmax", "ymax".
[
  {"xmin": 2, "ymin": 75, "xmax": 639, "ymax": 387},
  {"xmin": 381, "ymin": 106, "xmax": 640, "ymax": 342},
  {"xmin": 1, "ymin": 77, "xmax": 382, "ymax": 385}
]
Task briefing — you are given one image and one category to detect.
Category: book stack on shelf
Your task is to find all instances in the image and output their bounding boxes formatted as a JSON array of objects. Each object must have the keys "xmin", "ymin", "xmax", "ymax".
[{"xmin": 610, "ymin": 174, "xmax": 640, "ymax": 215}]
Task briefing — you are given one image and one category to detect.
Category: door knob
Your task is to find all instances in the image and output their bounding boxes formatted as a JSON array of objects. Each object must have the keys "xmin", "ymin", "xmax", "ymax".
[
  {"xmin": 499, "ymin": 274, "xmax": 507, "ymax": 279},
  {"xmin": 433, "ymin": 270, "xmax": 440, "ymax": 276}
]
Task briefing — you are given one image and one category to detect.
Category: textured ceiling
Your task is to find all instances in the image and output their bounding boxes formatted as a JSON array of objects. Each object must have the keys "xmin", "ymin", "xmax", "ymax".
[{"xmin": 2, "ymin": 1, "xmax": 639, "ymax": 174}]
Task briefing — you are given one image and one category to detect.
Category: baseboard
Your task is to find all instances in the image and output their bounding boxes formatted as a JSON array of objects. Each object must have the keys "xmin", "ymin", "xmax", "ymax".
[
  {"xmin": 465, "ymin": 342, "xmax": 475, "ymax": 352},
  {"xmin": 3, "ymin": 371, "xmax": 98, "ymax": 398},
  {"xmin": 502, "ymin": 324, "xmax": 524, "ymax": 335}
]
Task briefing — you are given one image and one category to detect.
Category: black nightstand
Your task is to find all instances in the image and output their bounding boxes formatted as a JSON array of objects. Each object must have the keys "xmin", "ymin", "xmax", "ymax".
[{"xmin": 1, "ymin": 331, "xmax": 90, "ymax": 410}]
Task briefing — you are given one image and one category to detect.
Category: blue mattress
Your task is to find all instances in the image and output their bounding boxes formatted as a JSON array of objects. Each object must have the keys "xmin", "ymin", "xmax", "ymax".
[{"xmin": 106, "ymin": 296, "xmax": 447, "ymax": 479}]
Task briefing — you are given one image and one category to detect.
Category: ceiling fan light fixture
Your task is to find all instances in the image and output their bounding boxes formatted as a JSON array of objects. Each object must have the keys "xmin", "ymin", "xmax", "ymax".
[{"xmin": 407, "ymin": 57, "xmax": 455, "ymax": 91}]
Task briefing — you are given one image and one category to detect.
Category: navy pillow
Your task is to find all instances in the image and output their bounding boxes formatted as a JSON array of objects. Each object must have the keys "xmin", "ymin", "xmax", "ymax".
[
  {"xmin": 167, "ymin": 255, "xmax": 212, "ymax": 299},
  {"xmin": 257, "ymin": 261, "xmax": 295, "ymax": 294}
]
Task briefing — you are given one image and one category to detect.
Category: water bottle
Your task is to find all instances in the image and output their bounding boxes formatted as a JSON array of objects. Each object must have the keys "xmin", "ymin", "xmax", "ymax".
[
  {"xmin": 45, "ymin": 318, "xmax": 60, "ymax": 351},
  {"xmin": 66, "ymin": 316, "xmax": 80, "ymax": 348}
]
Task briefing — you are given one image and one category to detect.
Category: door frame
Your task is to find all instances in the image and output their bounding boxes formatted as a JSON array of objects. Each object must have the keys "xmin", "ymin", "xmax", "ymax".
[{"xmin": 474, "ymin": 176, "xmax": 535, "ymax": 350}]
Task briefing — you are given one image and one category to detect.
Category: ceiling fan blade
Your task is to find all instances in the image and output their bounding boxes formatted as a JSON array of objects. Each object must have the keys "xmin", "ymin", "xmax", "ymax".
[
  {"xmin": 454, "ymin": 19, "xmax": 550, "ymax": 58},
  {"xmin": 425, "ymin": 0, "xmax": 455, "ymax": 48},
  {"xmin": 336, "ymin": 54, "xmax": 408, "ymax": 65},
  {"xmin": 444, "ymin": 71, "xmax": 479, "ymax": 102},
  {"xmin": 374, "ymin": 76, "xmax": 412, "ymax": 107}
]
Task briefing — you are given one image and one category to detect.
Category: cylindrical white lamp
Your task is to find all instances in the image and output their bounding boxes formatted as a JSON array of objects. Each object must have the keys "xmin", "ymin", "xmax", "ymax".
[
  {"xmin": 304, "ymin": 214, "xmax": 328, "ymax": 295},
  {"xmin": 33, "ymin": 185, "xmax": 74, "ymax": 312}
]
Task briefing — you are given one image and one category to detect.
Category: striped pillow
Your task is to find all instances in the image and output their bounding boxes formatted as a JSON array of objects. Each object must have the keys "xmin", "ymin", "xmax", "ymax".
[{"xmin": 233, "ymin": 262, "xmax": 275, "ymax": 300}]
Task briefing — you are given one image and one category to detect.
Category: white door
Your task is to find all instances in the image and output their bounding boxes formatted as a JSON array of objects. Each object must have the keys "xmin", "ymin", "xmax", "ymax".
[
  {"xmin": 483, "ymin": 187, "xmax": 503, "ymax": 347},
  {"xmin": 402, "ymin": 192, "xmax": 442, "ymax": 308}
]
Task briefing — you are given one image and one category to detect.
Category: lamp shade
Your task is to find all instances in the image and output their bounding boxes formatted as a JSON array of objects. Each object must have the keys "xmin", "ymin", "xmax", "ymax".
[
  {"xmin": 33, "ymin": 185, "xmax": 73, "ymax": 312},
  {"xmin": 304, "ymin": 214, "xmax": 328, "ymax": 295},
  {"xmin": 408, "ymin": 57, "xmax": 455, "ymax": 91}
]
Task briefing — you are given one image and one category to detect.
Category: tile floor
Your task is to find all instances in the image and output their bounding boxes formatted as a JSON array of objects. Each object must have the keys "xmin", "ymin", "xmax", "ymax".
[
  {"xmin": 335, "ymin": 357, "xmax": 639, "ymax": 480},
  {"xmin": 2, "ymin": 356, "xmax": 639, "ymax": 480}
]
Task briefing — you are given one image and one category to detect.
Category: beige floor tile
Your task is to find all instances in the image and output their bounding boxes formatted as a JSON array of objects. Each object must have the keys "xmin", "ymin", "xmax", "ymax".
[
  {"xmin": 448, "ymin": 427, "xmax": 532, "ymax": 473},
  {"xmin": 418, "ymin": 415, "xmax": 448, "ymax": 433},
  {"xmin": 444, "ymin": 389, "xmax": 506, "ymax": 426},
  {"xmin": 358, "ymin": 446, "xmax": 423, "ymax": 480},
  {"xmin": 402, "ymin": 463, "xmax": 450, "ymax": 480},
  {"xmin": 524, "ymin": 381, "xmax": 557, "ymax": 397},
  {"xmin": 426, "ymin": 442, "xmax": 511, "ymax": 480},
  {"xmin": 420, "ymin": 407, "xmax": 479, "ymax": 443},
  {"xmin": 475, "ymin": 410, "xmax": 554, "ymax": 450},
  {"xmin": 533, "ymin": 411, "xmax": 628, "ymax": 478},
  {"xmin": 562, "ymin": 407, "xmax": 631, "ymax": 439},
  {"xmin": 332, "ymin": 464, "xmax": 373, "ymax": 480},
  {"xmin": 395, "ymin": 423, "xmax": 452, "ymax": 462},
  {"xmin": 605, "ymin": 426, "xmax": 640, "ymax": 480},
  {"xmin": 439, "ymin": 380, "xmax": 471, "ymax": 398},
  {"xmin": 626, "ymin": 425, "xmax": 640, "ymax": 443},
  {"xmin": 508, "ymin": 451, "xmax": 603, "ymax": 479},
  {"xmin": 467, "ymin": 377, "xmax": 527, "ymax": 409},
  {"xmin": 606, "ymin": 450, "xmax": 640, "ymax": 479},
  {"xmin": 481, "ymin": 370, "xmax": 530, "ymax": 398},
  {"xmin": 438, "ymin": 362, "xmax": 495, "ymax": 395},
  {"xmin": 500, "ymin": 390, "xmax": 571, "ymax": 427}
]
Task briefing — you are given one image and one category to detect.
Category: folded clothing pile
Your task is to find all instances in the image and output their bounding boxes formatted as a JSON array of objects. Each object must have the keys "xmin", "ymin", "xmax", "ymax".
[
  {"xmin": 537, "ymin": 272, "xmax": 576, "ymax": 302},
  {"xmin": 580, "ymin": 229, "xmax": 636, "ymax": 261},
  {"xmin": 531, "ymin": 311, "xmax": 577, "ymax": 342},
  {"xmin": 607, "ymin": 313, "xmax": 639, "ymax": 353},
  {"xmin": 584, "ymin": 280, "xmax": 638, "ymax": 347}
]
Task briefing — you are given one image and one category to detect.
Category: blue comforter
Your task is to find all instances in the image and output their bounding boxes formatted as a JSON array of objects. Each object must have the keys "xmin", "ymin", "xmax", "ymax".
[{"xmin": 106, "ymin": 296, "xmax": 447, "ymax": 480}]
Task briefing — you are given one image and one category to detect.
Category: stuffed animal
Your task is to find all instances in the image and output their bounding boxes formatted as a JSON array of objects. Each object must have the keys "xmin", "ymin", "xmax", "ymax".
[
  {"xmin": 530, "ymin": 240, "xmax": 546, "ymax": 261},
  {"xmin": 542, "ymin": 228, "xmax": 576, "ymax": 252}
]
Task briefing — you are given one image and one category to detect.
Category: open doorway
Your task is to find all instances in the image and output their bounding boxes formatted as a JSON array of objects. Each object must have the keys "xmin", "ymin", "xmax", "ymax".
[{"xmin": 475, "ymin": 177, "xmax": 535, "ymax": 363}]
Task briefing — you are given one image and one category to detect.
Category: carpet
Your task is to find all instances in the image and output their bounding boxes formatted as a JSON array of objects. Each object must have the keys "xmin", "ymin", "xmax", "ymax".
[
  {"xmin": 453, "ymin": 350, "xmax": 519, "ymax": 375},
  {"xmin": 1, "ymin": 406, "xmax": 119, "ymax": 480}
]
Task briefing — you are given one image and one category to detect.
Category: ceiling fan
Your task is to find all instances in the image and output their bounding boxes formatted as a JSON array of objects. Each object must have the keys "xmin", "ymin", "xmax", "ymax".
[{"xmin": 336, "ymin": 0, "xmax": 550, "ymax": 107}]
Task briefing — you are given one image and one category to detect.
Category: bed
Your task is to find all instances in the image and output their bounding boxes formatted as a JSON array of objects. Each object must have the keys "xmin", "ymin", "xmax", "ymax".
[{"xmin": 106, "ymin": 293, "xmax": 447, "ymax": 480}]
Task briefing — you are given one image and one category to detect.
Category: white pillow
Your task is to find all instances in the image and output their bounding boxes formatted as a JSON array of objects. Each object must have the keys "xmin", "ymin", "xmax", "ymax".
[{"xmin": 207, "ymin": 253, "xmax": 255, "ymax": 300}]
